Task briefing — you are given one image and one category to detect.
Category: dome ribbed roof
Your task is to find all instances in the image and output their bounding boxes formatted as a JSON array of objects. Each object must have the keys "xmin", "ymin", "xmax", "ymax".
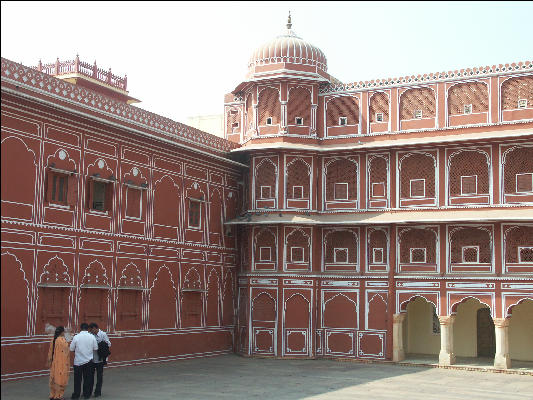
[{"xmin": 248, "ymin": 15, "xmax": 327, "ymax": 73}]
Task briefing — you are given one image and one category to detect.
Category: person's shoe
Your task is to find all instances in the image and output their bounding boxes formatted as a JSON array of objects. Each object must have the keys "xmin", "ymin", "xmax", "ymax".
[{"xmin": 94, "ymin": 394, "xmax": 101, "ymax": 398}]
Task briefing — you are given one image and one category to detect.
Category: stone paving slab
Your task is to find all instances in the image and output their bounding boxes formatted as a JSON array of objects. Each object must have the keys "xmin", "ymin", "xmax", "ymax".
[{"xmin": 2, "ymin": 354, "xmax": 533, "ymax": 400}]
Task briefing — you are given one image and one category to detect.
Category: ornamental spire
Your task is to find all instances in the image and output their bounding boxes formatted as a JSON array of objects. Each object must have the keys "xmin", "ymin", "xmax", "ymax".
[{"xmin": 287, "ymin": 11, "xmax": 292, "ymax": 29}]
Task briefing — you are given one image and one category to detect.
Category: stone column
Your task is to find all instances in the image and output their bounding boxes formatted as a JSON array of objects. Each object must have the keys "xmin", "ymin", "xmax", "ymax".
[
  {"xmin": 493, "ymin": 318, "xmax": 511, "ymax": 369},
  {"xmin": 438, "ymin": 315, "xmax": 456, "ymax": 366},
  {"xmin": 310, "ymin": 104, "xmax": 318, "ymax": 136},
  {"xmin": 253, "ymin": 104, "xmax": 259, "ymax": 136},
  {"xmin": 280, "ymin": 101, "xmax": 288, "ymax": 134},
  {"xmin": 392, "ymin": 313, "xmax": 406, "ymax": 361}
]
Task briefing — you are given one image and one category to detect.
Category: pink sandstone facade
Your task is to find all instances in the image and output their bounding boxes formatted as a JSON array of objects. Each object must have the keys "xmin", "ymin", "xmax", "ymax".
[{"xmin": 2, "ymin": 17, "xmax": 533, "ymax": 380}]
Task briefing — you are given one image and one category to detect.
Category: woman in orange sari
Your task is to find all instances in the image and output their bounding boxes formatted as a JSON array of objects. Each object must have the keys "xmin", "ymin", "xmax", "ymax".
[{"xmin": 47, "ymin": 326, "xmax": 70, "ymax": 400}]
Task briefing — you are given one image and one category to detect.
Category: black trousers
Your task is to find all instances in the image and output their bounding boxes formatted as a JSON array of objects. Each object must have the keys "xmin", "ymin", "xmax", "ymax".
[
  {"xmin": 93, "ymin": 362, "xmax": 104, "ymax": 395},
  {"xmin": 71, "ymin": 361, "xmax": 94, "ymax": 399}
]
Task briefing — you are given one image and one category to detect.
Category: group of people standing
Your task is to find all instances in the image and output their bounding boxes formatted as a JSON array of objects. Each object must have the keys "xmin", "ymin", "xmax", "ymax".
[{"xmin": 47, "ymin": 322, "xmax": 111, "ymax": 400}]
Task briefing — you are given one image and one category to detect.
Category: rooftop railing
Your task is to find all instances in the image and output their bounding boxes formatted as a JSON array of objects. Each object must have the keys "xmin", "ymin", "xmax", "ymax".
[{"xmin": 34, "ymin": 55, "xmax": 127, "ymax": 91}]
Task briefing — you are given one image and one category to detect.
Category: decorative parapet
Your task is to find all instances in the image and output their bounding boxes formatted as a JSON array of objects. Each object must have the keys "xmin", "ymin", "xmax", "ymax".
[
  {"xmin": 320, "ymin": 61, "xmax": 533, "ymax": 94},
  {"xmin": 35, "ymin": 55, "xmax": 127, "ymax": 92},
  {"xmin": 1, "ymin": 58, "xmax": 241, "ymax": 153}
]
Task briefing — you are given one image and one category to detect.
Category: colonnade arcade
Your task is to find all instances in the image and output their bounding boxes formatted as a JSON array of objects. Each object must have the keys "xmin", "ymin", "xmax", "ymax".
[{"xmin": 392, "ymin": 297, "xmax": 533, "ymax": 369}]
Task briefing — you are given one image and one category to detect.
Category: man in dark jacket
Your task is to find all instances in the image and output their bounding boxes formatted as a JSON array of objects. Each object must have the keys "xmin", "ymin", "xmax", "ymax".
[{"xmin": 89, "ymin": 323, "xmax": 111, "ymax": 398}]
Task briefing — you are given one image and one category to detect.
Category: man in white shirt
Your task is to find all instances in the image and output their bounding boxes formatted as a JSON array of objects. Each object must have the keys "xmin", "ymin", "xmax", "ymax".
[
  {"xmin": 70, "ymin": 322, "xmax": 98, "ymax": 399},
  {"xmin": 89, "ymin": 322, "xmax": 111, "ymax": 398}
]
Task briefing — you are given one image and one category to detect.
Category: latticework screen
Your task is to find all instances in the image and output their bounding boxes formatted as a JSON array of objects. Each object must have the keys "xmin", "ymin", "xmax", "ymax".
[
  {"xmin": 255, "ymin": 159, "xmax": 276, "ymax": 199},
  {"xmin": 399, "ymin": 87, "xmax": 436, "ymax": 120},
  {"xmin": 325, "ymin": 158, "xmax": 358, "ymax": 201},
  {"xmin": 400, "ymin": 153, "xmax": 435, "ymax": 198},
  {"xmin": 246, "ymin": 94, "xmax": 254, "ymax": 132},
  {"xmin": 399, "ymin": 228, "xmax": 436, "ymax": 263},
  {"xmin": 448, "ymin": 150, "xmax": 490, "ymax": 196},
  {"xmin": 369, "ymin": 92, "xmax": 390, "ymax": 123},
  {"xmin": 448, "ymin": 82, "xmax": 489, "ymax": 115},
  {"xmin": 368, "ymin": 229, "xmax": 388, "ymax": 264},
  {"xmin": 326, "ymin": 96, "xmax": 359, "ymax": 126},
  {"xmin": 368, "ymin": 156, "xmax": 388, "ymax": 198},
  {"xmin": 505, "ymin": 226, "xmax": 533, "ymax": 263},
  {"xmin": 501, "ymin": 76, "xmax": 533, "ymax": 110},
  {"xmin": 286, "ymin": 159, "xmax": 310, "ymax": 199},
  {"xmin": 254, "ymin": 228, "xmax": 277, "ymax": 262},
  {"xmin": 324, "ymin": 229, "xmax": 358, "ymax": 264},
  {"xmin": 449, "ymin": 227, "xmax": 492, "ymax": 263},
  {"xmin": 258, "ymin": 88, "xmax": 281, "ymax": 125},
  {"xmin": 503, "ymin": 146, "xmax": 533, "ymax": 194},
  {"xmin": 226, "ymin": 107, "xmax": 241, "ymax": 135},
  {"xmin": 288, "ymin": 87, "xmax": 311, "ymax": 126},
  {"xmin": 286, "ymin": 230, "xmax": 309, "ymax": 263}
]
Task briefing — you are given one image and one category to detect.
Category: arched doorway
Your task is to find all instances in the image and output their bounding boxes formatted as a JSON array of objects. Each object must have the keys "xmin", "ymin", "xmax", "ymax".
[
  {"xmin": 404, "ymin": 297, "xmax": 440, "ymax": 359},
  {"xmin": 453, "ymin": 298, "xmax": 494, "ymax": 361},
  {"xmin": 509, "ymin": 299, "xmax": 533, "ymax": 363}
]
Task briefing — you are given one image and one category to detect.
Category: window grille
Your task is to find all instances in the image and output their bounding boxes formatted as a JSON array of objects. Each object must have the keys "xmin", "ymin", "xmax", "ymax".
[
  {"xmin": 400, "ymin": 87, "xmax": 436, "ymax": 120},
  {"xmin": 334, "ymin": 248, "xmax": 348, "ymax": 263},
  {"xmin": 291, "ymin": 247, "xmax": 304, "ymax": 263},
  {"xmin": 188, "ymin": 200, "xmax": 201, "ymax": 229},
  {"xmin": 326, "ymin": 96, "xmax": 358, "ymax": 127},
  {"xmin": 448, "ymin": 82, "xmax": 489, "ymax": 115},
  {"xmin": 51, "ymin": 174, "xmax": 68, "ymax": 204},
  {"xmin": 414, "ymin": 109, "xmax": 423, "ymax": 119},
  {"xmin": 287, "ymin": 159, "xmax": 310, "ymax": 200},
  {"xmin": 518, "ymin": 99, "xmax": 528, "ymax": 109},
  {"xmin": 372, "ymin": 182, "xmax": 385, "ymax": 198},
  {"xmin": 505, "ymin": 226, "xmax": 533, "ymax": 263},
  {"xmin": 501, "ymin": 76, "xmax": 533, "ymax": 111},
  {"xmin": 519, "ymin": 247, "xmax": 533, "ymax": 263},
  {"xmin": 410, "ymin": 179, "xmax": 425, "ymax": 198},
  {"xmin": 462, "ymin": 246, "xmax": 480, "ymax": 263},
  {"xmin": 295, "ymin": 117, "xmax": 303, "ymax": 125},
  {"xmin": 504, "ymin": 147, "xmax": 533, "ymax": 194},
  {"xmin": 326, "ymin": 158, "xmax": 357, "ymax": 201},
  {"xmin": 410, "ymin": 248, "xmax": 427, "ymax": 263},
  {"xmin": 259, "ymin": 247, "xmax": 272, "ymax": 262},
  {"xmin": 334, "ymin": 183, "xmax": 348, "ymax": 200},
  {"xmin": 266, "ymin": 117, "xmax": 273, "ymax": 125},
  {"xmin": 463, "ymin": 104, "xmax": 473, "ymax": 114},
  {"xmin": 339, "ymin": 117, "xmax": 347, "ymax": 126},
  {"xmin": 460, "ymin": 175, "xmax": 477, "ymax": 195},
  {"xmin": 375, "ymin": 113, "xmax": 384, "ymax": 122},
  {"xmin": 260, "ymin": 186, "xmax": 272, "ymax": 199},
  {"xmin": 293, "ymin": 186, "xmax": 304, "ymax": 199},
  {"xmin": 372, "ymin": 248, "xmax": 384, "ymax": 264},
  {"xmin": 92, "ymin": 181, "xmax": 107, "ymax": 211},
  {"xmin": 516, "ymin": 173, "xmax": 533, "ymax": 193}
]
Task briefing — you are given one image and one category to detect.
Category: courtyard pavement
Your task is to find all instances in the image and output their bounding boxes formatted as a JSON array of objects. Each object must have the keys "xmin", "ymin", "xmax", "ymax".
[{"xmin": 2, "ymin": 354, "xmax": 532, "ymax": 400}]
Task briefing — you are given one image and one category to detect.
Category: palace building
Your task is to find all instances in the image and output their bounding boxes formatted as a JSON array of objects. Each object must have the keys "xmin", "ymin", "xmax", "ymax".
[{"xmin": 2, "ymin": 16, "xmax": 533, "ymax": 380}]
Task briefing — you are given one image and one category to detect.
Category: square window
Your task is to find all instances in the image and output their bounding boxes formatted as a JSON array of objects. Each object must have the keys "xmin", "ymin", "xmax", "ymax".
[
  {"xmin": 125, "ymin": 187, "xmax": 142, "ymax": 219},
  {"xmin": 414, "ymin": 109, "xmax": 423, "ymax": 119},
  {"xmin": 339, "ymin": 117, "xmax": 348, "ymax": 126},
  {"xmin": 260, "ymin": 185, "xmax": 272, "ymax": 199},
  {"xmin": 92, "ymin": 181, "xmax": 107, "ymax": 211},
  {"xmin": 518, "ymin": 247, "xmax": 533, "ymax": 263},
  {"xmin": 372, "ymin": 248, "xmax": 384, "ymax": 264},
  {"xmin": 266, "ymin": 117, "xmax": 273, "ymax": 125},
  {"xmin": 259, "ymin": 247, "xmax": 272, "ymax": 262},
  {"xmin": 464, "ymin": 104, "xmax": 473, "ymax": 114},
  {"xmin": 188, "ymin": 199, "xmax": 201, "ymax": 229},
  {"xmin": 291, "ymin": 247, "xmax": 304, "ymax": 263},
  {"xmin": 372, "ymin": 182, "xmax": 385, "ymax": 198},
  {"xmin": 462, "ymin": 246, "xmax": 479, "ymax": 263},
  {"xmin": 334, "ymin": 248, "xmax": 348, "ymax": 263},
  {"xmin": 292, "ymin": 185, "xmax": 304, "ymax": 199},
  {"xmin": 410, "ymin": 248, "xmax": 426, "ymax": 263},
  {"xmin": 295, "ymin": 117, "xmax": 303, "ymax": 125},
  {"xmin": 375, "ymin": 113, "xmax": 384, "ymax": 122},
  {"xmin": 516, "ymin": 173, "xmax": 533, "ymax": 193},
  {"xmin": 50, "ymin": 173, "xmax": 68, "ymax": 205},
  {"xmin": 334, "ymin": 182, "xmax": 348, "ymax": 200},
  {"xmin": 230, "ymin": 110, "xmax": 238, "ymax": 115},
  {"xmin": 518, "ymin": 99, "xmax": 527, "ymax": 109},
  {"xmin": 461, "ymin": 175, "xmax": 477, "ymax": 195},
  {"xmin": 232, "ymin": 122, "xmax": 239, "ymax": 129},
  {"xmin": 410, "ymin": 179, "xmax": 425, "ymax": 198}
]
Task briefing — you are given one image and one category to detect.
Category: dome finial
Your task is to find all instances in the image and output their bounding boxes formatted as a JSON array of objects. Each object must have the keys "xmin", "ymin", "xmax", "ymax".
[{"xmin": 287, "ymin": 11, "xmax": 292, "ymax": 29}]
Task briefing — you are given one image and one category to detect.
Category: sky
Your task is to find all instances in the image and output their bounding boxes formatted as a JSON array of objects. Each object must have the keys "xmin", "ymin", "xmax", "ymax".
[{"xmin": 1, "ymin": 1, "xmax": 532, "ymax": 125}]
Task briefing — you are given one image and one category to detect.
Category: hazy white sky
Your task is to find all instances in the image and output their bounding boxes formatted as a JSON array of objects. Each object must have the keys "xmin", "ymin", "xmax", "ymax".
[{"xmin": 2, "ymin": 1, "xmax": 532, "ymax": 124}]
